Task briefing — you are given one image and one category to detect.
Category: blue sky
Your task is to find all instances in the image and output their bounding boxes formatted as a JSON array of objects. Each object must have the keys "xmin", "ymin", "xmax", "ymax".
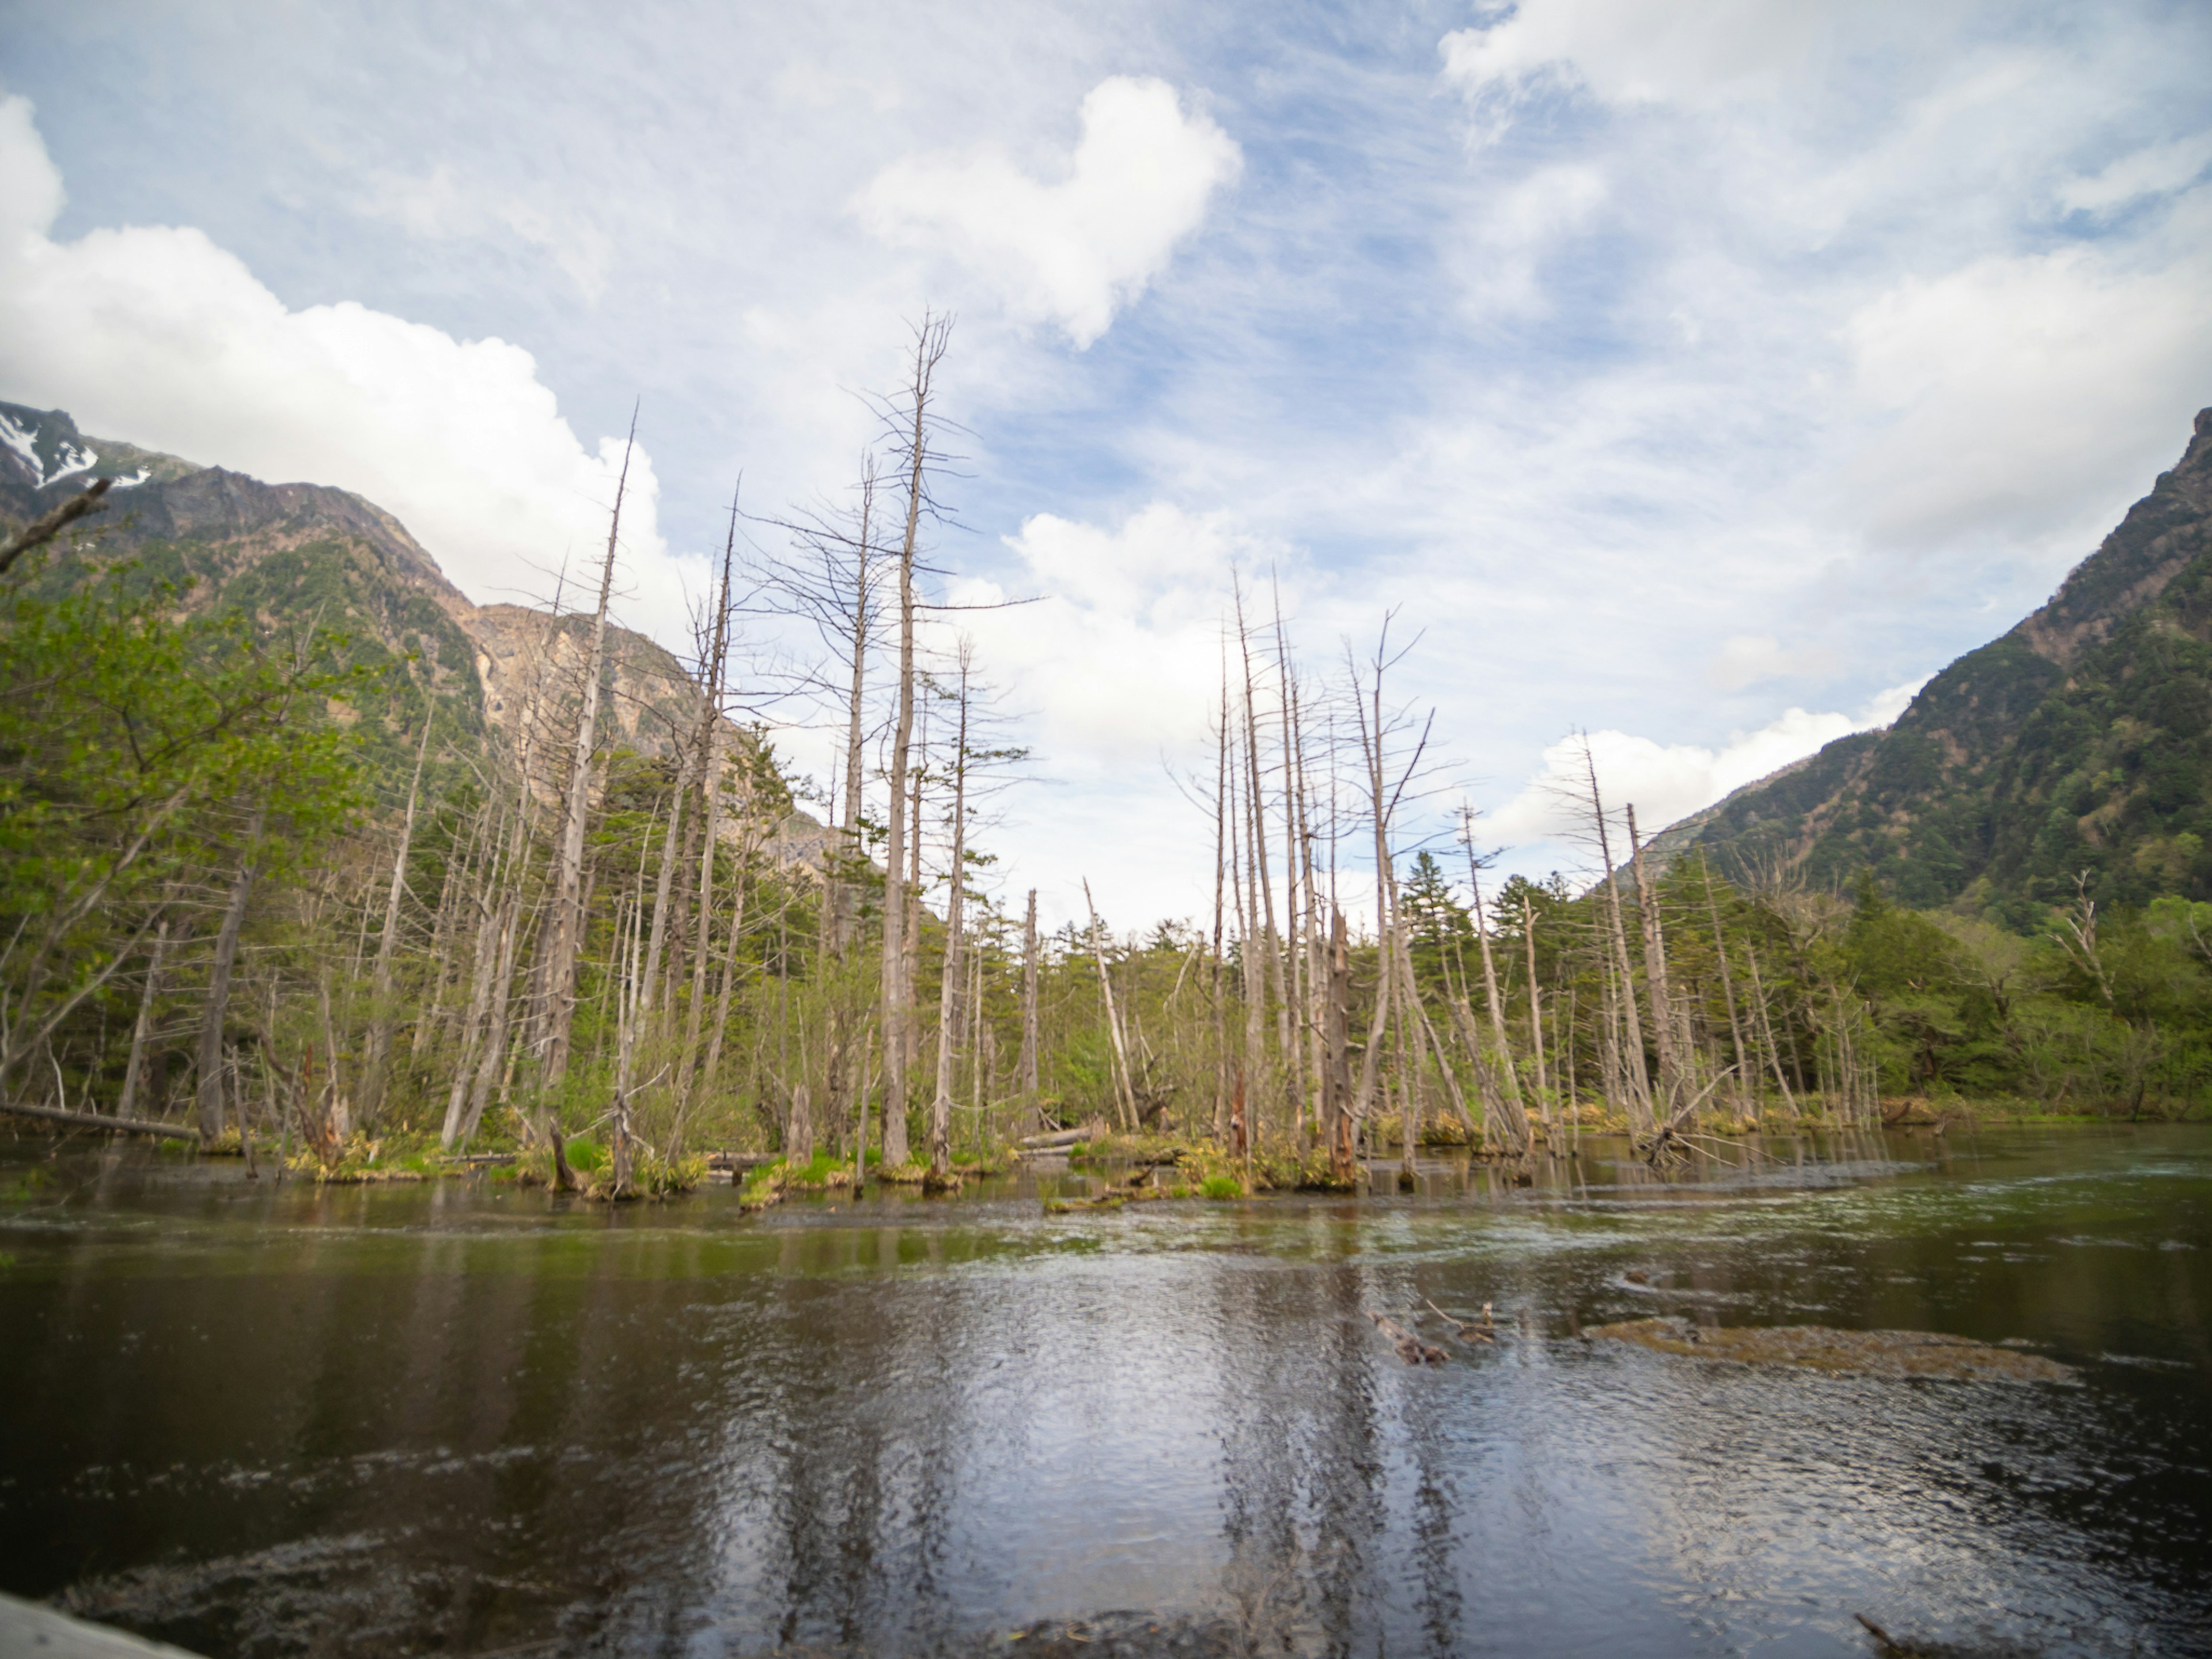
[{"xmin": 3, "ymin": 1, "xmax": 2210, "ymax": 927}]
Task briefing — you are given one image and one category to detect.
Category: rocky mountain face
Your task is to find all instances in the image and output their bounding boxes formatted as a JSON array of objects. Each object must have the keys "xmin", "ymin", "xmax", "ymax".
[
  {"xmin": 1660, "ymin": 408, "xmax": 2212, "ymax": 916},
  {"xmin": 0, "ymin": 402, "xmax": 827, "ymax": 859}
]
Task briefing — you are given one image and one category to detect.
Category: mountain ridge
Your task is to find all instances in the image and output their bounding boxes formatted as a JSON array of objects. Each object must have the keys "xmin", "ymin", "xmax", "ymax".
[
  {"xmin": 0, "ymin": 401, "xmax": 832, "ymax": 867},
  {"xmin": 1657, "ymin": 406, "xmax": 2212, "ymax": 914}
]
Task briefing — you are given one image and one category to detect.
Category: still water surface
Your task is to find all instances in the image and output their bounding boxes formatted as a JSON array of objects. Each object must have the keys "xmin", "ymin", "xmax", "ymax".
[{"xmin": 1, "ymin": 1127, "xmax": 2207, "ymax": 1658}]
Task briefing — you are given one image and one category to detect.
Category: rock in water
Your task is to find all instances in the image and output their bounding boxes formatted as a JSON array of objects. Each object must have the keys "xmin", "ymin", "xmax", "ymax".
[{"xmin": 1586, "ymin": 1317, "xmax": 2077, "ymax": 1383}]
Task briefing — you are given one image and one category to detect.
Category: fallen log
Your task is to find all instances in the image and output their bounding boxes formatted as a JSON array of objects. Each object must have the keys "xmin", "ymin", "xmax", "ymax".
[
  {"xmin": 1017, "ymin": 1127, "xmax": 1089, "ymax": 1149},
  {"xmin": 1369, "ymin": 1310, "xmax": 1448, "ymax": 1365},
  {"xmin": 1, "ymin": 1100, "xmax": 198, "ymax": 1141}
]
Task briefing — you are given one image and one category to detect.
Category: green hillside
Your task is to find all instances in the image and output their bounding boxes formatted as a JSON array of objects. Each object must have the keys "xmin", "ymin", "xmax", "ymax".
[{"xmin": 1664, "ymin": 408, "xmax": 2212, "ymax": 916}]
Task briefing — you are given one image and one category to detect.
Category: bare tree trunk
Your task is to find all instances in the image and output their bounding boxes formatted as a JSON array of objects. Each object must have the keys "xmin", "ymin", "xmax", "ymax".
[
  {"xmin": 1211, "ymin": 665, "xmax": 1230, "ymax": 1139},
  {"xmin": 1082, "ymin": 879, "xmax": 1138, "ymax": 1130},
  {"xmin": 838, "ymin": 461, "xmax": 878, "ymax": 950},
  {"xmin": 361, "ymin": 700, "xmax": 434, "ymax": 1120},
  {"xmin": 1323, "ymin": 908, "xmax": 1354, "ymax": 1180},
  {"xmin": 1579, "ymin": 744, "xmax": 1654, "ymax": 1137},
  {"xmin": 1699, "ymin": 851, "xmax": 1752, "ymax": 1116},
  {"xmin": 1239, "ymin": 692, "xmax": 1267, "ymax": 1148},
  {"xmin": 879, "ymin": 318, "xmax": 949, "ymax": 1170},
  {"xmin": 536, "ymin": 414, "xmax": 637, "ymax": 1090},
  {"xmin": 117, "ymin": 918, "xmax": 169, "ymax": 1119},
  {"xmin": 904, "ymin": 759, "xmax": 923, "ymax": 1080},
  {"xmin": 440, "ymin": 846, "xmax": 505, "ymax": 1149},
  {"xmin": 196, "ymin": 809, "xmax": 264, "ymax": 1141},
  {"xmin": 1626, "ymin": 804, "xmax": 1682, "ymax": 1115},
  {"xmin": 1522, "ymin": 895, "xmax": 1551, "ymax": 1135},
  {"xmin": 1019, "ymin": 888, "xmax": 1040, "ymax": 1135},
  {"xmin": 928, "ymin": 648, "xmax": 973, "ymax": 1178},
  {"xmin": 697, "ymin": 827, "xmax": 755, "ymax": 1104},
  {"xmin": 1232, "ymin": 585, "xmax": 1287, "ymax": 1145},
  {"xmin": 1745, "ymin": 944, "xmax": 1797, "ymax": 1113},
  {"xmin": 667, "ymin": 503, "xmax": 738, "ymax": 1122},
  {"xmin": 1460, "ymin": 825, "xmax": 1530, "ymax": 1157}
]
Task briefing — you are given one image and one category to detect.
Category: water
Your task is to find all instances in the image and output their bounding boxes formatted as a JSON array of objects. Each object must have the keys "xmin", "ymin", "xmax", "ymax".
[{"xmin": 2, "ymin": 1126, "xmax": 2207, "ymax": 1658}]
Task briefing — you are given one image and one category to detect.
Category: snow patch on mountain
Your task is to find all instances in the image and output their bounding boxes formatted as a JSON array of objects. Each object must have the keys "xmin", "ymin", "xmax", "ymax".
[{"xmin": 0, "ymin": 408, "xmax": 99, "ymax": 486}]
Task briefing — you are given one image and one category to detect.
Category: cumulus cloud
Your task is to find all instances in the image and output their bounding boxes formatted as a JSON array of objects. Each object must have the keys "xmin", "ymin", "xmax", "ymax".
[
  {"xmin": 960, "ymin": 501, "xmax": 1272, "ymax": 767},
  {"xmin": 0, "ymin": 96, "xmax": 692, "ymax": 630},
  {"xmin": 907, "ymin": 502, "xmax": 1284, "ymax": 926},
  {"xmin": 1484, "ymin": 677, "xmax": 1927, "ymax": 855},
  {"xmin": 857, "ymin": 76, "xmax": 1240, "ymax": 347}
]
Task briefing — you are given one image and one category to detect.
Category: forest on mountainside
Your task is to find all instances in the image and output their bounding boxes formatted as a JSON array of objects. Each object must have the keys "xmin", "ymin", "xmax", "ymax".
[{"xmin": 5, "ymin": 356, "xmax": 2212, "ymax": 1201}]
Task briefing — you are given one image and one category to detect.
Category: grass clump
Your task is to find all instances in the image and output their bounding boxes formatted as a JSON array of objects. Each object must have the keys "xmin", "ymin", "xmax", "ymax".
[
  {"xmin": 286, "ymin": 1132, "xmax": 431, "ymax": 1184},
  {"xmin": 585, "ymin": 1150, "xmax": 706, "ymax": 1201}
]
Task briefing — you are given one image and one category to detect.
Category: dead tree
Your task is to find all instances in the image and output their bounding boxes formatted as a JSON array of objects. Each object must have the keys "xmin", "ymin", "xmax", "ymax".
[
  {"xmin": 1018, "ymin": 889, "xmax": 1040, "ymax": 1137},
  {"xmin": 533, "ymin": 411, "xmax": 637, "ymax": 1090},
  {"xmin": 196, "ymin": 807, "xmax": 265, "ymax": 1141},
  {"xmin": 361, "ymin": 698, "xmax": 435, "ymax": 1120},
  {"xmin": 927, "ymin": 643, "xmax": 976, "ymax": 1178},
  {"xmin": 879, "ymin": 317, "xmax": 953, "ymax": 1168}
]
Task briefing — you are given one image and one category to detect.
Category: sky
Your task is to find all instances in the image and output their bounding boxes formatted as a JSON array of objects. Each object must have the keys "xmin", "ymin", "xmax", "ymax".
[{"xmin": 2, "ymin": 0, "xmax": 2209, "ymax": 933}]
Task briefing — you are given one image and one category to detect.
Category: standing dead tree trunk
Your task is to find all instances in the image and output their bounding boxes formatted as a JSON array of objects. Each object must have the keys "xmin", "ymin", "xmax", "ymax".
[
  {"xmin": 927, "ymin": 645, "xmax": 975, "ymax": 1179},
  {"xmin": 1521, "ymin": 893, "xmax": 1552, "ymax": 1135},
  {"xmin": 361, "ymin": 697, "xmax": 434, "ymax": 1122},
  {"xmin": 1459, "ymin": 812, "xmax": 1531, "ymax": 1158},
  {"xmin": 116, "ymin": 917, "xmax": 170, "ymax": 1119},
  {"xmin": 1626, "ymin": 804, "xmax": 1684, "ymax": 1117},
  {"xmin": 534, "ymin": 410, "xmax": 637, "ymax": 1095},
  {"xmin": 1083, "ymin": 878, "xmax": 1138, "ymax": 1130},
  {"xmin": 1574, "ymin": 741, "xmax": 1654, "ymax": 1139},
  {"xmin": 196, "ymin": 807, "xmax": 265, "ymax": 1142},
  {"xmin": 1699, "ymin": 852, "xmax": 1753, "ymax": 1118},
  {"xmin": 673, "ymin": 497, "xmax": 740, "ymax": 1121},
  {"xmin": 880, "ymin": 316, "xmax": 952, "ymax": 1170},
  {"xmin": 1323, "ymin": 908, "xmax": 1354, "ymax": 1180},
  {"xmin": 1018, "ymin": 889, "xmax": 1040, "ymax": 1137}
]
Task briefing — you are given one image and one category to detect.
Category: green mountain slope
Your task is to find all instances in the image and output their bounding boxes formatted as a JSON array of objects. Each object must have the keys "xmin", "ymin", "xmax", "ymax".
[
  {"xmin": 1661, "ymin": 407, "xmax": 2212, "ymax": 915},
  {"xmin": 0, "ymin": 402, "xmax": 820, "ymax": 851}
]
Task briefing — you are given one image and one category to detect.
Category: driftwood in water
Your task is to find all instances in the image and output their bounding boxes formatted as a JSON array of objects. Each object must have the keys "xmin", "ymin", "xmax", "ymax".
[
  {"xmin": 1425, "ymin": 1297, "xmax": 1496, "ymax": 1343},
  {"xmin": 1369, "ymin": 1310, "xmax": 1448, "ymax": 1365},
  {"xmin": 1, "ymin": 1101, "xmax": 198, "ymax": 1141}
]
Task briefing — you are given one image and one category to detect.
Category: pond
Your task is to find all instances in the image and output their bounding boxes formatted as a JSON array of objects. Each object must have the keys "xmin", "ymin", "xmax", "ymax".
[{"xmin": 1, "ymin": 1126, "xmax": 2206, "ymax": 1658}]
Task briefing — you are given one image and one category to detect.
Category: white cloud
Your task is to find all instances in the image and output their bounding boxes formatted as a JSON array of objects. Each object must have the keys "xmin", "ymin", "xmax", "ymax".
[
  {"xmin": 1440, "ymin": 0, "xmax": 1869, "ymax": 113},
  {"xmin": 913, "ymin": 502, "xmax": 1285, "ymax": 928},
  {"xmin": 358, "ymin": 162, "xmax": 615, "ymax": 301},
  {"xmin": 1484, "ymin": 676, "xmax": 1926, "ymax": 855},
  {"xmin": 856, "ymin": 75, "xmax": 1241, "ymax": 347},
  {"xmin": 1707, "ymin": 632, "xmax": 1838, "ymax": 691},
  {"xmin": 1456, "ymin": 164, "xmax": 1608, "ymax": 316},
  {"xmin": 0, "ymin": 96, "xmax": 694, "ymax": 631},
  {"xmin": 964, "ymin": 501, "xmax": 1271, "ymax": 767},
  {"xmin": 1842, "ymin": 207, "xmax": 2212, "ymax": 550},
  {"xmin": 2056, "ymin": 131, "xmax": 2212, "ymax": 216}
]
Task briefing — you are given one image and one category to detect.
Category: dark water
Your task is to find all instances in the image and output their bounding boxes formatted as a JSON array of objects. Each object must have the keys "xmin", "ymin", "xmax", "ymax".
[{"xmin": 2, "ymin": 1127, "xmax": 2208, "ymax": 1659}]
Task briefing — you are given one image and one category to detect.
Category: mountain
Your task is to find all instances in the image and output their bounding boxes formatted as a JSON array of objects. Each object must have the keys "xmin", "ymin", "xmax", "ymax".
[
  {"xmin": 1660, "ymin": 407, "xmax": 2212, "ymax": 918},
  {"xmin": 0, "ymin": 401, "xmax": 828, "ymax": 861}
]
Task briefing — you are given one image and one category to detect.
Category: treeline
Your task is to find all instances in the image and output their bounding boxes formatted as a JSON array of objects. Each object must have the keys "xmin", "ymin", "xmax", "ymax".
[{"xmin": 6, "ymin": 326, "xmax": 2210, "ymax": 1192}]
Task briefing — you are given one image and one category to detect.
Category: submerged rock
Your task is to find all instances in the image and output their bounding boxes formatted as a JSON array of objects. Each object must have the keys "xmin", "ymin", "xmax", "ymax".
[{"xmin": 1586, "ymin": 1317, "xmax": 2077, "ymax": 1384}]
